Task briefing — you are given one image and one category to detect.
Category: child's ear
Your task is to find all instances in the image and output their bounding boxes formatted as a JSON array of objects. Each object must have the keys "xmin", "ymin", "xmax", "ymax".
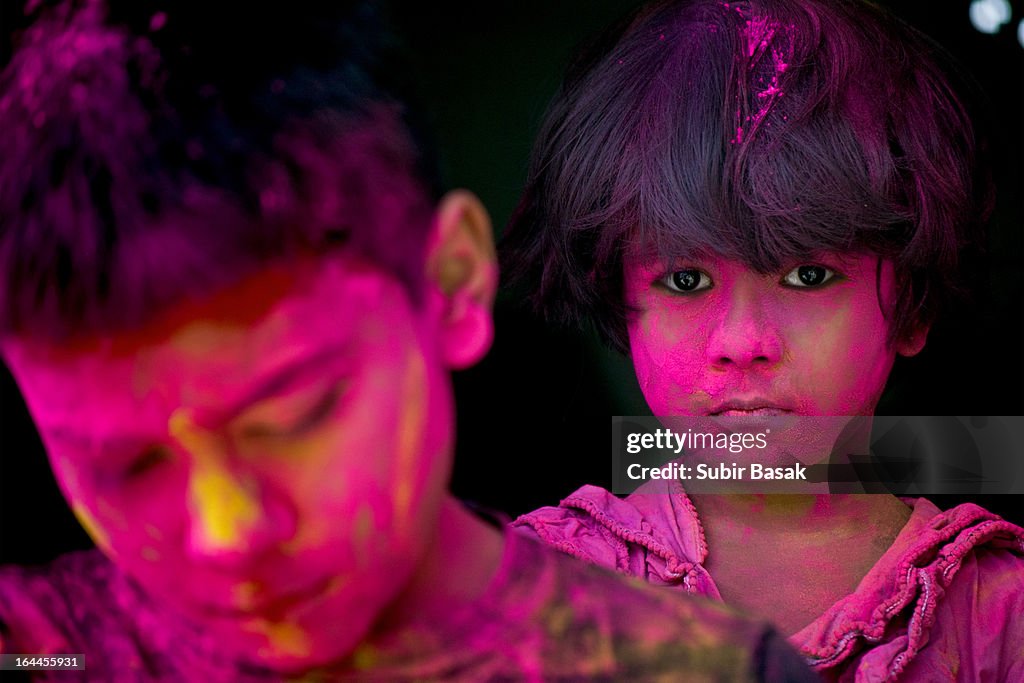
[
  {"xmin": 896, "ymin": 322, "xmax": 930, "ymax": 357},
  {"xmin": 425, "ymin": 190, "xmax": 497, "ymax": 369}
]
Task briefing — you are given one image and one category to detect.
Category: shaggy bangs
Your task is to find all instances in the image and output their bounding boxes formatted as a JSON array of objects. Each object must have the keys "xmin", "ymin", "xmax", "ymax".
[{"xmin": 503, "ymin": 0, "xmax": 990, "ymax": 353}]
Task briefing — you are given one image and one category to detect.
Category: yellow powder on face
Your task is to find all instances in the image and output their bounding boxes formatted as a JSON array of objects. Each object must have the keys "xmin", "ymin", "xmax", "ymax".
[
  {"xmin": 393, "ymin": 477, "xmax": 413, "ymax": 532},
  {"xmin": 141, "ymin": 547, "xmax": 160, "ymax": 562},
  {"xmin": 321, "ymin": 575, "xmax": 350, "ymax": 598},
  {"xmin": 168, "ymin": 407, "xmax": 207, "ymax": 451},
  {"xmin": 351, "ymin": 643, "xmax": 378, "ymax": 670},
  {"xmin": 352, "ymin": 504, "xmax": 375, "ymax": 550},
  {"xmin": 171, "ymin": 407, "xmax": 261, "ymax": 550},
  {"xmin": 71, "ymin": 503, "xmax": 113, "ymax": 554},
  {"xmin": 247, "ymin": 619, "xmax": 312, "ymax": 658},
  {"xmin": 231, "ymin": 582, "xmax": 261, "ymax": 611},
  {"xmin": 188, "ymin": 467, "xmax": 260, "ymax": 549},
  {"xmin": 392, "ymin": 351, "xmax": 428, "ymax": 526}
]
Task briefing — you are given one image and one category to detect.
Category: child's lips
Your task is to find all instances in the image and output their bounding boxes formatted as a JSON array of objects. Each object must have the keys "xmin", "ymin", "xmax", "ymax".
[
  {"xmin": 708, "ymin": 398, "xmax": 793, "ymax": 416},
  {"xmin": 714, "ymin": 407, "xmax": 790, "ymax": 416},
  {"xmin": 198, "ymin": 578, "xmax": 332, "ymax": 620},
  {"xmin": 700, "ymin": 401, "xmax": 803, "ymax": 436}
]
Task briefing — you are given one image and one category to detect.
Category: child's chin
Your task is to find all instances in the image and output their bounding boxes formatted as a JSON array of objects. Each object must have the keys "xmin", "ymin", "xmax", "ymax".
[
  {"xmin": 220, "ymin": 625, "xmax": 364, "ymax": 676},
  {"xmin": 189, "ymin": 597, "xmax": 374, "ymax": 675}
]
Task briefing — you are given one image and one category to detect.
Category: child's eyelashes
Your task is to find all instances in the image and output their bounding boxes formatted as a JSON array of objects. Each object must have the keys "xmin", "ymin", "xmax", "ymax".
[
  {"xmin": 103, "ymin": 381, "xmax": 349, "ymax": 484},
  {"xmin": 233, "ymin": 380, "xmax": 347, "ymax": 443},
  {"xmin": 656, "ymin": 263, "xmax": 843, "ymax": 295},
  {"xmin": 121, "ymin": 445, "xmax": 173, "ymax": 481},
  {"xmin": 660, "ymin": 269, "xmax": 713, "ymax": 293},
  {"xmin": 780, "ymin": 265, "xmax": 840, "ymax": 289}
]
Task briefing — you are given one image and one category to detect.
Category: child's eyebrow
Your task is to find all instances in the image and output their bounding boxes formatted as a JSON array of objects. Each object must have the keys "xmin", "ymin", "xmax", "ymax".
[
  {"xmin": 43, "ymin": 343, "xmax": 352, "ymax": 455},
  {"xmin": 46, "ymin": 427, "xmax": 150, "ymax": 457},
  {"xmin": 204, "ymin": 343, "xmax": 354, "ymax": 427}
]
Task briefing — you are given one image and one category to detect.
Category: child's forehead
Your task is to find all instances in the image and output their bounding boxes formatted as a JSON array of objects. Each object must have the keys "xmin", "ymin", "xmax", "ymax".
[
  {"xmin": 625, "ymin": 241, "xmax": 883, "ymax": 271},
  {"xmin": 615, "ymin": 192, "xmax": 901, "ymax": 271},
  {"xmin": 3, "ymin": 253, "xmax": 404, "ymax": 376},
  {"xmin": 1, "ymin": 254, "xmax": 418, "ymax": 444}
]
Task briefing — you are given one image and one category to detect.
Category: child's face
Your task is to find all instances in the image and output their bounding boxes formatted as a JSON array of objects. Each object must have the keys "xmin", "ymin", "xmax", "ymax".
[
  {"xmin": 2, "ymin": 254, "xmax": 458, "ymax": 673},
  {"xmin": 624, "ymin": 252, "xmax": 922, "ymax": 418}
]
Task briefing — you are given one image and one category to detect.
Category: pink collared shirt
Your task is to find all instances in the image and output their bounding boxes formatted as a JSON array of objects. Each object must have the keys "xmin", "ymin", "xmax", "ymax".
[{"xmin": 514, "ymin": 481, "xmax": 1024, "ymax": 681}]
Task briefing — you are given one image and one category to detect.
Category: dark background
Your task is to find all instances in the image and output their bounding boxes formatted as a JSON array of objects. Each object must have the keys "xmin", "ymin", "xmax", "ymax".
[{"xmin": 2, "ymin": 0, "xmax": 1022, "ymax": 565}]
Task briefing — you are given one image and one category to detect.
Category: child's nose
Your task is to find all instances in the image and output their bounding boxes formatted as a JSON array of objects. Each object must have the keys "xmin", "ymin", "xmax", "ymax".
[
  {"xmin": 705, "ymin": 288, "xmax": 783, "ymax": 369},
  {"xmin": 184, "ymin": 463, "xmax": 294, "ymax": 566},
  {"xmin": 170, "ymin": 409, "xmax": 296, "ymax": 567}
]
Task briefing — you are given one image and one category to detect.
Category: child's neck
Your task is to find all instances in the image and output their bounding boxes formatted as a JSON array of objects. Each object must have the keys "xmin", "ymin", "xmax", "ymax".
[
  {"xmin": 308, "ymin": 498, "xmax": 504, "ymax": 676},
  {"xmin": 690, "ymin": 492, "xmax": 902, "ymax": 529},
  {"xmin": 361, "ymin": 497, "xmax": 506, "ymax": 654},
  {"xmin": 394, "ymin": 496, "xmax": 506, "ymax": 620},
  {"xmin": 690, "ymin": 493, "xmax": 912, "ymax": 636}
]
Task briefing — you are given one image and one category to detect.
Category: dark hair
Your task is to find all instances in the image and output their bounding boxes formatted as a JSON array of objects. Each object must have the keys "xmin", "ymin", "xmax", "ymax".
[
  {"xmin": 502, "ymin": 0, "xmax": 992, "ymax": 353},
  {"xmin": 0, "ymin": 0, "xmax": 442, "ymax": 340}
]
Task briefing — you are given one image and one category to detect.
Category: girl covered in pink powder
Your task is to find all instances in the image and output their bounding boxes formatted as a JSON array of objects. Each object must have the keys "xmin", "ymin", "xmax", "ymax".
[{"xmin": 502, "ymin": 0, "xmax": 1024, "ymax": 680}]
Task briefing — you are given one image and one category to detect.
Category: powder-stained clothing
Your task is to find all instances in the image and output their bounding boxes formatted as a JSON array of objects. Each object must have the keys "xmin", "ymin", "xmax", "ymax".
[
  {"xmin": 0, "ymin": 528, "xmax": 816, "ymax": 682},
  {"xmin": 514, "ymin": 481, "xmax": 1024, "ymax": 682}
]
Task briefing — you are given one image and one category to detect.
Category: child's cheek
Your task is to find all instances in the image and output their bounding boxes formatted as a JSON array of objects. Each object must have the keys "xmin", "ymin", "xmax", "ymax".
[
  {"xmin": 55, "ymin": 457, "xmax": 173, "ymax": 577},
  {"xmin": 70, "ymin": 501, "xmax": 115, "ymax": 556},
  {"xmin": 70, "ymin": 495, "xmax": 163, "ymax": 571},
  {"xmin": 391, "ymin": 350, "xmax": 429, "ymax": 533},
  {"xmin": 629, "ymin": 306, "xmax": 708, "ymax": 414},
  {"xmin": 798, "ymin": 303, "xmax": 895, "ymax": 413},
  {"xmin": 53, "ymin": 459, "xmax": 115, "ymax": 555}
]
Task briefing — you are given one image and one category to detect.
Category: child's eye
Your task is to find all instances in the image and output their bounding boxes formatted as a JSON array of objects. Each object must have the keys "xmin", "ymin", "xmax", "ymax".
[
  {"xmin": 235, "ymin": 381, "xmax": 345, "ymax": 442},
  {"xmin": 662, "ymin": 269, "xmax": 713, "ymax": 293},
  {"xmin": 122, "ymin": 445, "xmax": 173, "ymax": 480},
  {"xmin": 781, "ymin": 265, "xmax": 836, "ymax": 288}
]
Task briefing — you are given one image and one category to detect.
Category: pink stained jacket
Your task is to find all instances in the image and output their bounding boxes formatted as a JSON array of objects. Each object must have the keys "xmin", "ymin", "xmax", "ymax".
[{"xmin": 513, "ymin": 481, "xmax": 1024, "ymax": 682}]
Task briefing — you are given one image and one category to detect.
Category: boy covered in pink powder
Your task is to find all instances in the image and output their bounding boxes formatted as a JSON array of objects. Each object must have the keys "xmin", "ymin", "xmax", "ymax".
[
  {"xmin": 503, "ymin": 0, "xmax": 1024, "ymax": 680},
  {"xmin": 0, "ymin": 1, "xmax": 821, "ymax": 680}
]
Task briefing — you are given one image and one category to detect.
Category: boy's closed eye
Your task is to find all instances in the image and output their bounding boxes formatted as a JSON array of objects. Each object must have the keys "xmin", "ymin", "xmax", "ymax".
[
  {"xmin": 122, "ymin": 445, "xmax": 175, "ymax": 480},
  {"xmin": 231, "ymin": 379, "xmax": 348, "ymax": 443},
  {"xmin": 104, "ymin": 377, "xmax": 350, "ymax": 484}
]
